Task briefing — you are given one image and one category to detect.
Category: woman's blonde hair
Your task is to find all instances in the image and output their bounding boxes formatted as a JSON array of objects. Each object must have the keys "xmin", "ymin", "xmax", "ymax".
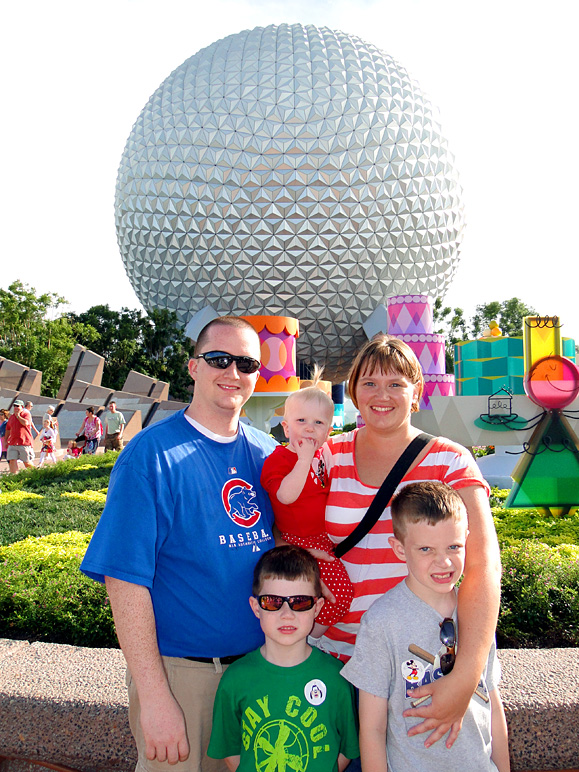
[{"xmin": 347, "ymin": 334, "xmax": 424, "ymax": 411}]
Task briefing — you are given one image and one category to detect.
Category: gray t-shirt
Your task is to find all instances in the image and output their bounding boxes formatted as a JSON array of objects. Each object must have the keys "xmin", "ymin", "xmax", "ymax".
[{"xmin": 342, "ymin": 581, "xmax": 499, "ymax": 772}]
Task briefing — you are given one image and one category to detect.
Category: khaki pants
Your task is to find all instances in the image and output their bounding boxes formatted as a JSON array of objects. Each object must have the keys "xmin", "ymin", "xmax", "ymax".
[
  {"xmin": 105, "ymin": 433, "xmax": 124, "ymax": 451},
  {"xmin": 127, "ymin": 657, "xmax": 229, "ymax": 772}
]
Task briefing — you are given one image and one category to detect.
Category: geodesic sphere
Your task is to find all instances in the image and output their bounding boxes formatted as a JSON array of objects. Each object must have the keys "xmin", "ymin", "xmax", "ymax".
[{"xmin": 116, "ymin": 23, "xmax": 465, "ymax": 381}]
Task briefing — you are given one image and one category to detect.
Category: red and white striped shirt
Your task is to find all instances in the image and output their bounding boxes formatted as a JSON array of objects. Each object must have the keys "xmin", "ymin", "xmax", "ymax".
[{"xmin": 319, "ymin": 430, "xmax": 489, "ymax": 660}]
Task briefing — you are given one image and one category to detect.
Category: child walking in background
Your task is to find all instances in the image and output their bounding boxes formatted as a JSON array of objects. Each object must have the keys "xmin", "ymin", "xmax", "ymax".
[
  {"xmin": 37, "ymin": 418, "xmax": 57, "ymax": 467},
  {"xmin": 342, "ymin": 481, "xmax": 510, "ymax": 772},
  {"xmin": 261, "ymin": 383, "xmax": 354, "ymax": 637}
]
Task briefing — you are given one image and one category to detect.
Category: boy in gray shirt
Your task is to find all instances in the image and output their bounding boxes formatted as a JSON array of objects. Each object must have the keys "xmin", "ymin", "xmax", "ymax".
[{"xmin": 342, "ymin": 481, "xmax": 510, "ymax": 772}]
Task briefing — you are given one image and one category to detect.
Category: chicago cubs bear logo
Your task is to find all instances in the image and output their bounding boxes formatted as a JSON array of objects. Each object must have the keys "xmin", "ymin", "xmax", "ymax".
[{"xmin": 222, "ymin": 478, "xmax": 262, "ymax": 528}]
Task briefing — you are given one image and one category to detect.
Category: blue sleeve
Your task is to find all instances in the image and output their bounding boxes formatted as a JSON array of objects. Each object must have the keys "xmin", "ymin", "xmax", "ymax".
[{"xmin": 80, "ymin": 456, "xmax": 165, "ymax": 587}]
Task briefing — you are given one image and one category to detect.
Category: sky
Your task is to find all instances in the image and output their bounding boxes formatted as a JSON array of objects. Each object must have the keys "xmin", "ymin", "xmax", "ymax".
[{"xmin": 2, "ymin": 0, "xmax": 578, "ymax": 342}]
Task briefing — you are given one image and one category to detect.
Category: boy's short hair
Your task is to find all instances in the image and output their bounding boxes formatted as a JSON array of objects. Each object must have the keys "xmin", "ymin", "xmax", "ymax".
[
  {"xmin": 283, "ymin": 385, "xmax": 334, "ymax": 422},
  {"xmin": 252, "ymin": 545, "xmax": 323, "ymax": 597},
  {"xmin": 390, "ymin": 481, "xmax": 466, "ymax": 541}
]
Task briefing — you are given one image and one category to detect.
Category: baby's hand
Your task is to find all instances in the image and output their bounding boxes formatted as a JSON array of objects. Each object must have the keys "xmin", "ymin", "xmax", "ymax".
[{"xmin": 294, "ymin": 438, "xmax": 317, "ymax": 463}]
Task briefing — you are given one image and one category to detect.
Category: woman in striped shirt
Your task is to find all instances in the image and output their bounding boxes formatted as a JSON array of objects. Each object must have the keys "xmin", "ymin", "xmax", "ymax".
[{"xmin": 319, "ymin": 334, "xmax": 501, "ymax": 749}]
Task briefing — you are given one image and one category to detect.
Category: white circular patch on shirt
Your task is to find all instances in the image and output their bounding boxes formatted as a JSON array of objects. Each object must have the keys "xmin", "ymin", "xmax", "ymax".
[
  {"xmin": 401, "ymin": 658, "xmax": 425, "ymax": 683},
  {"xmin": 304, "ymin": 679, "xmax": 327, "ymax": 705}
]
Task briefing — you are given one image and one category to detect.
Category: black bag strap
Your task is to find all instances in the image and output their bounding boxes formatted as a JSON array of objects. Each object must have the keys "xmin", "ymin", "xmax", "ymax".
[{"xmin": 334, "ymin": 433, "xmax": 434, "ymax": 559}]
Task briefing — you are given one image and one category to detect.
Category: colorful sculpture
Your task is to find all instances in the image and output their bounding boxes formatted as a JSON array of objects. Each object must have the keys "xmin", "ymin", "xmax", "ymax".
[{"xmin": 505, "ymin": 317, "xmax": 579, "ymax": 515}]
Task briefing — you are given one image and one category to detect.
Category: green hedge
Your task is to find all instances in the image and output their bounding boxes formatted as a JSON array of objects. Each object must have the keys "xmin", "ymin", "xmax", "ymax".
[
  {"xmin": 0, "ymin": 469, "xmax": 578, "ymax": 649},
  {"xmin": 1, "ymin": 529, "xmax": 578, "ymax": 650},
  {"xmin": 0, "ymin": 531, "xmax": 116, "ymax": 647},
  {"xmin": 498, "ymin": 541, "xmax": 579, "ymax": 648}
]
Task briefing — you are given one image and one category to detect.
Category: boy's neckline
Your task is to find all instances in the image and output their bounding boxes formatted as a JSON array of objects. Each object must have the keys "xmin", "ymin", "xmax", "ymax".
[
  {"xmin": 259, "ymin": 642, "xmax": 313, "ymax": 668},
  {"xmin": 403, "ymin": 577, "xmax": 458, "ymax": 618}
]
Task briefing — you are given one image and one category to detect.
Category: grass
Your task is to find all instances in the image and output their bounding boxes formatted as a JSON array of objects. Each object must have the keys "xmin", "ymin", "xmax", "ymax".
[{"xmin": 0, "ymin": 454, "xmax": 114, "ymax": 546}]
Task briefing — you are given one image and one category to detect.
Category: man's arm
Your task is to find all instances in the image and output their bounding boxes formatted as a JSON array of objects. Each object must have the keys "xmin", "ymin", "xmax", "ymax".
[
  {"xmin": 224, "ymin": 755, "xmax": 240, "ymax": 772},
  {"xmin": 404, "ymin": 485, "xmax": 501, "ymax": 747},
  {"xmin": 105, "ymin": 577, "xmax": 190, "ymax": 764},
  {"xmin": 359, "ymin": 690, "xmax": 388, "ymax": 772},
  {"xmin": 490, "ymin": 688, "xmax": 511, "ymax": 772},
  {"xmin": 16, "ymin": 412, "xmax": 31, "ymax": 427}
]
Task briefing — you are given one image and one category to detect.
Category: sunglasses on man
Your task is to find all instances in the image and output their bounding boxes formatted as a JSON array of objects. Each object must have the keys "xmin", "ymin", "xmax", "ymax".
[{"xmin": 195, "ymin": 350, "xmax": 261, "ymax": 375}]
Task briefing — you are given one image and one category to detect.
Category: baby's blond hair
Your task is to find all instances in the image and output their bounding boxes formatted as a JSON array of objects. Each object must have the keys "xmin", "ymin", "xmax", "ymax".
[{"xmin": 283, "ymin": 365, "xmax": 334, "ymax": 421}]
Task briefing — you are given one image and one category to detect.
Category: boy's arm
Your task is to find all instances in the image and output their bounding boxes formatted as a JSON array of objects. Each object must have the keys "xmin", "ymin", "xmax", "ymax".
[
  {"xmin": 275, "ymin": 441, "xmax": 316, "ymax": 504},
  {"xmin": 490, "ymin": 688, "xmax": 511, "ymax": 772},
  {"xmin": 404, "ymin": 485, "xmax": 501, "ymax": 747},
  {"xmin": 224, "ymin": 755, "xmax": 240, "ymax": 772},
  {"xmin": 337, "ymin": 754, "xmax": 350, "ymax": 772},
  {"xmin": 359, "ymin": 690, "xmax": 388, "ymax": 772}
]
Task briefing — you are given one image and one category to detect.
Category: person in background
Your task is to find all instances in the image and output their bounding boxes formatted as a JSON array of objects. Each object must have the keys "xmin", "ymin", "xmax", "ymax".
[
  {"xmin": 76, "ymin": 406, "xmax": 103, "ymax": 455},
  {"xmin": 6, "ymin": 400, "xmax": 35, "ymax": 473},
  {"xmin": 38, "ymin": 418, "xmax": 58, "ymax": 467},
  {"xmin": 25, "ymin": 401, "xmax": 40, "ymax": 439},
  {"xmin": 104, "ymin": 401, "xmax": 126, "ymax": 452}
]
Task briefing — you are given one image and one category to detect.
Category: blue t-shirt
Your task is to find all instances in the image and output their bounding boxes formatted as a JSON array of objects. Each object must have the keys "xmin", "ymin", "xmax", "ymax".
[{"xmin": 81, "ymin": 410, "xmax": 277, "ymax": 658}]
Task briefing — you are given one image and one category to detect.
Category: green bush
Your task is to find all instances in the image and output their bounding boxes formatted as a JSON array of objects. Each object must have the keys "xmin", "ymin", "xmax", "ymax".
[
  {"xmin": 0, "ymin": 531, "xmax": 117, "ymax": 647},
  {"xmin": 1, "ymin": 458, "xmax": 578, "ymax": 649},
  {"xmin": 498, "ymin": 541, "xmax": 579, "ymax": 648},
  {"xmin": 493, "ymin": 502, "xmax": 579, "ymax": 547}
]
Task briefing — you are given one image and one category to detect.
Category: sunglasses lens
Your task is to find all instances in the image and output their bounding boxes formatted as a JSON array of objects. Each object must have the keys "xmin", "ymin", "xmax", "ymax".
[
  {"xmin": 288, "ymin": 595, "xmax": 315, "ymax": 611},
  {"xmin": 203, "ymin": 353, "xmax": 232, "ymax": 369},
  {"xmin": 439, "ymin": 618, "xmax": 456, "ymax": 647},
  {"xmin": 258, "ymin": 595, "xmax": 283, "ymax": 611},
  {"xmin": 235, "ymin": 357, "xmax": 260, "ymax": 374},
  {"xmin": 200, "ymin": 352, "xmax": 260, "ymax": 374},
  {"xmin": 440, "ymin": 652, "xmax": 455, "ymax": 675}
]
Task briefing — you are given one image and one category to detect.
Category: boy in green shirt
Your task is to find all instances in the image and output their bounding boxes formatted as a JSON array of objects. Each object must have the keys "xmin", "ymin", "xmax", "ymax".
[{"xmin": 208, "ymin": 545, "xmax": 359, "ymax": 771}]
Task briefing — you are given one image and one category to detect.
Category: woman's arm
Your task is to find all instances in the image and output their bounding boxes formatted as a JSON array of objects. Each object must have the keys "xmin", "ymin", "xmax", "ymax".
[{"xmin": 404, "ymin": 484, "xmax": 501, "ymax": 747}]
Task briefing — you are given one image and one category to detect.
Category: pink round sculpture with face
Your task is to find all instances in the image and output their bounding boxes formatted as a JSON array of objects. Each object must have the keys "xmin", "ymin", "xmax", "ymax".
[{"xmin": 524, "ymin": 355, "xmax": 579, "ymax": 410}]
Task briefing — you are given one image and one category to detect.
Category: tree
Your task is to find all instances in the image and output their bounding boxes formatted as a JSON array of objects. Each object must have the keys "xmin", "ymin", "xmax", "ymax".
[
  {"xmin": 432, "ymin": 298, "xmax": 470, "ymax": 373},
  {"xmin": 470, "ymin": 297, "xmax": 537, "ymax": 339},
  {"xmin": 69, "ymin": 305, "xmax": 194, "ymax": 401},
  {"xmin": 0, "ymin": 281, "xmax": 97, "ymax": 397},
  {"xmin": 434, "ymin": 296, "xmax": 539, "ymax": 374}
]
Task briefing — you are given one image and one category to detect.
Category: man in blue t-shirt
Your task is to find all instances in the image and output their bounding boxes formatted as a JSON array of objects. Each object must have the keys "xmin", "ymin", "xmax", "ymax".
[{"xmin": 81, "ymin": 316, "xmax": 277, "ymax": 772}]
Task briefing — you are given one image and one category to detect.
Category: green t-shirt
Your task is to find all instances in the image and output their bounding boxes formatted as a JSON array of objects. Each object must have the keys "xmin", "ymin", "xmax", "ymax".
[
  {"xmin": 208, "ymin": 647, "xmax": 359, "ymax": 771},
  {"xmin": 105, "ymin": 410, "xmax": 126, "ymax": 434}
]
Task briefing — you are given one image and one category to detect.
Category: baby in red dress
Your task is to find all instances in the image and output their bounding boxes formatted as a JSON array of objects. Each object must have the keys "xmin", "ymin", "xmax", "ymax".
[{"xmin": 261, "ymin": 384, "xmax": 354, "ymax": 637}]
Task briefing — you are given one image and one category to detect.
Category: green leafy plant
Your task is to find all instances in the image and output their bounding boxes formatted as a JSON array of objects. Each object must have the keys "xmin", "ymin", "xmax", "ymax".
[
  {"xmin": 498, "ymin": 541, "xmax": 579, "ymax": 648},
  {"xmin": 0, "ymin": 531, "xmax": 117, "ymax": 647}
]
